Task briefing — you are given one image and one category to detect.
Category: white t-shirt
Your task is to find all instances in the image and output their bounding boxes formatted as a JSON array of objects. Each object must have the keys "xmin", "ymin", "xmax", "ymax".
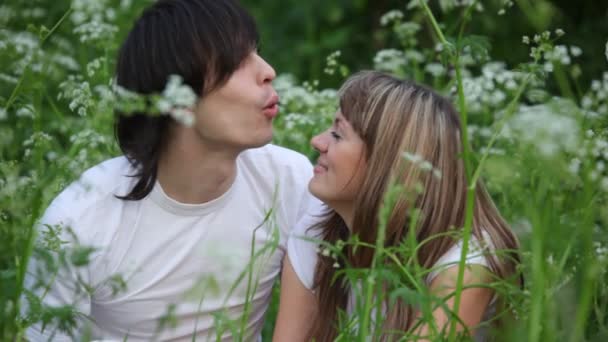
[
  {"xmin": 26, "ymin": 144, "xmax": 317, "ymax": 341},
  {"xmin": 287, "ymin": 205, "xmax": 495, "ymax": 341}
]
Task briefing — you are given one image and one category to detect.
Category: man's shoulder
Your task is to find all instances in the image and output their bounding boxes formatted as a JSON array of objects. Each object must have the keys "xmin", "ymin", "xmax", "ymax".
[
  {"xmin": 59, "ymin": 156, "xmax": 134, "ymax": 203},
  {"xmin": 241, "ymin": 144, "xmax": 312, "ymax": 172},
  {"xmin": 42, "ymin": 156, "xmax": 135, "ymax": 235}
]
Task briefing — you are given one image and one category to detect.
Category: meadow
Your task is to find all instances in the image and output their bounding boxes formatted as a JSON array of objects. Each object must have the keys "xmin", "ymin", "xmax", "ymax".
[{"xmin": 1, "ymin": 0, "xmax": 607, "ymax": 341}]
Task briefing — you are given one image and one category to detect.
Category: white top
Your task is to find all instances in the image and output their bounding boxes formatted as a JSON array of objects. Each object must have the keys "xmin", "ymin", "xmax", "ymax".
[
  {"xmin": 26, "ymin": 144, "xmax": 317, "ymax": 341},
  {"xmin": 287, "ymin": 205, "xmax": 495, "ymax": 341}
]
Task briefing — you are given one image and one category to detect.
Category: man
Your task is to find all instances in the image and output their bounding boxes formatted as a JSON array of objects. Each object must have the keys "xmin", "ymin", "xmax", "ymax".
[{"xmin": 25, "ymin": 0, "xmax": 315, "ymax": 340}]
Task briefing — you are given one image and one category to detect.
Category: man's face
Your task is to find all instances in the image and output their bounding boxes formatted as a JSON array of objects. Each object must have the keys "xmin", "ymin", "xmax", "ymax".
[{"xmin": 193, "ymin": 52, "xmax": 278, "ymax": 150}]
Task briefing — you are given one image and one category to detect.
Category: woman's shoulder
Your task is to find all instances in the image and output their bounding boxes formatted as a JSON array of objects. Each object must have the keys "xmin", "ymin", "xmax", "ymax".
[{"xmin": 427, "ymin": 231, "xmax": 495, "ymax": 283}]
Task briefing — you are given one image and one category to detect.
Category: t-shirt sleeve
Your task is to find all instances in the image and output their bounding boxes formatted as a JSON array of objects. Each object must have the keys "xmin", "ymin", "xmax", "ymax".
[
  {"xmin": 286, "ymin": 202, "xmax": 326, "ymax": 290},
  {"xmin": 426, "ymin": 236, "xmax": 490, "ymax": 284},
  {"xmin": 24, "ymin": 199, "xmax": 94, "ymax": 341}
]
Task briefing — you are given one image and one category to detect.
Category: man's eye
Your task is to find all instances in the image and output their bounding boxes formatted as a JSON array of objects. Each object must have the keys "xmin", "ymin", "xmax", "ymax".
[{"xmin": 330, "ymin": 131, "xmax": 341, "ymax": 140}]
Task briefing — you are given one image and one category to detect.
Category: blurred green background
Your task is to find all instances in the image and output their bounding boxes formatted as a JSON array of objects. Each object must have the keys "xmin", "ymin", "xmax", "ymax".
[{"xmin": 241, "ymin": 0, "xmax": 607, "ymax": 89}]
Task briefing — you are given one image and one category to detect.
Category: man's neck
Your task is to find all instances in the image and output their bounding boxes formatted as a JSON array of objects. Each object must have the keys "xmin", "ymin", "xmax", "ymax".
[{"xmin": 156, "ymin": 127, "xmax": 241, "ymax": 204}]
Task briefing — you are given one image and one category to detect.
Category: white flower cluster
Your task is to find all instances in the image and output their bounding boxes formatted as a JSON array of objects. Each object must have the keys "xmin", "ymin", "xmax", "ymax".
[
  {"xmin": 373, "ymin": 49, "xmax": 407, "ymax": 74},
  {"xmin": 71, "ymin": 0, "xmax": 124, "ymax": 46},
  {"xmin": 69, "ymin": 129, "xmax": 111, "ymax": 150},
  {"xmin": 402, "ymin": 152, "xmax": 442, "ymax": 179},
  {"xmin": 86, "ymin": 57, "xmax": 106, "ymax": 77},
  {"xmin": 497, "ymin": 0, "xmax": 514, "ymax": 16},
  {"xmin": 324, "ymin": 50, "xmax": 343, "ymax": 76},
  {"xmin": 0, "ymin": 29, "xmax": 78, "ymax": 80},
  {"xmin": 0, "ymin": 5, "xmax": 14, "ymax": 25},
  {"xmin": 157, "ymin": 75, "xmax": 198, "ymax": 127},
  {"xmin": 595, "ymin": 241, "xmax": 608, "ymax": 263},
  {"xmin": 460, "ymin": 62, "xmax": 524, "ymax": 114},
  {"xmin": 51, "ymin": 54, "xmax": 80, "ymax": 72},
  {"xmin": 73, "ymin": 21, "xmax": 118, "ymax": 44},
  {"xmin": 16, "ymin": 104, "xmax": 35, "ymax": 119},
  {"xmin": 22, "ymin": 132, "xmax": 54, "ymax": 159},
  {"xmin": 71, "ymin": 0, "xmax": 112, "ymax": 24},
  {"xmin": 21, "ymin": 7, "xmax": 46, "ymax": 19},
  {"xmin": 502, "ymin": 98, "xmax": 580, "ymax": 158},
  {"xmin": 275, "ymin": 74, "xmax": 336, "ymax": 113},
  {"xmin": 8, "ymin": 31, "xmax": 39, "ymax": 54},
  {"xmin": 580, "ymin": 72, "xmax": 608, "ymax": 120},
  {"xmin": 58, "ymin": 75, "xmax": 94, "ymax": 116},
  {"xmin": 425, "ymin": 63, "xmax": 446, "ymax": 77},
  {"xmin": 380, "ymin": 10, "xmax": 404, "ymax": 26},
  {"xmin": 0, "ymin": 30, "xmax": 45, "ymax": 76},
  {"xmin": 569, "ymin": 130, "xmax": 608, "ymax": 192},
  {"xmin": 394, "ymin": 22, "xmax": 422, "ymax": 46},
  {"xmin": 540, "ymin": 45, "xmax": 582, "ymax": 72},
  {"xmin": 273, "ymin": 74, "xmax": 337, "ymax": 150}
]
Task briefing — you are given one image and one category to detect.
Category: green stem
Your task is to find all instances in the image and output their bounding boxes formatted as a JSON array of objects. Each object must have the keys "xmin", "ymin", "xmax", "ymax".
[
  {"xmin": 553, "ymin": 62, "xmax": 575, "ymax": 100},
  {"xmin": 470, "ymin": 74, "xmax": 532, "ymax": 186},
  {"xmin": 417, "ymin": 0, "xmax": 449, "ymax": 46},
  {"xmin": 528, "ymin": 178, "xmax": 547, "ymax": 341},
  {"xmin": 569, "ymin": 183, "xmax": 599, "ymax": 341}
]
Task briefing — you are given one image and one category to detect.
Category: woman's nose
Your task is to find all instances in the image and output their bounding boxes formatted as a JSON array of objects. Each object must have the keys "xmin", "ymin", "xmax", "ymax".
[{"xmin": 311, "ymin": 132, "xmax": 328, "ymax": 153}]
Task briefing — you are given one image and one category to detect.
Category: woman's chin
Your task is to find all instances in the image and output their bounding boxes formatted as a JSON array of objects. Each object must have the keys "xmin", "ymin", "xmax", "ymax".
[{"xmin": 308, "ymin": 180, "xmax": 327, "ymax": 202}]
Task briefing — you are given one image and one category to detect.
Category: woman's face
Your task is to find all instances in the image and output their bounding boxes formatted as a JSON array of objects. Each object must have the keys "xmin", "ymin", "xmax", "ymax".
[{"xmin": 309, "ymin": 110, "xmax": 367, "ymax": 214}]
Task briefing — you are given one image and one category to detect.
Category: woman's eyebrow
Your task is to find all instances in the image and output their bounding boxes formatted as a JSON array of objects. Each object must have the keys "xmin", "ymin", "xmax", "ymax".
[{"xmin": 334, "ymin": 117, "xmax": 345, "ymax": 130}]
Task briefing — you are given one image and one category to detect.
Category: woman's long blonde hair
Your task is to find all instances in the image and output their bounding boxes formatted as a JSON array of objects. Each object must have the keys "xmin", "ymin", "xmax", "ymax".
[{"xmin": 310, "ymin": 71, "xmax": 521, "ymax": 341}]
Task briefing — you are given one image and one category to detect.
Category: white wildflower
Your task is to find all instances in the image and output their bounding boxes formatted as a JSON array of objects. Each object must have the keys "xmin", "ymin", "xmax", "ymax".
[
  {"xmin": 157, "ymin": 99, "xmax": 171, "ymax": 113},
  {"xmin": 373, "ymin": 49, "xmax": 407, "ymax": 73},
  {"xmin": 403, "ymin": 152, "xmax": 423, "ymax": 164},
  {"xmin": 568, "ymin": 158, "xmax": 581, "ymax": 174},
  {"xmin": 86, "ymin": 57, "xmax": 105, "ymax": 77},
  {"xmin": 169, "ymin": 108, "xmax": 195, "ymax": 127},
  {"xmin": 52, "ymin": 54, "xmax": 80, "ymax": 71},
  {"xmin": 405, "ymin": 49, "xmax": 424, "ymax": 63},
  {"xmin": 163, "ymin": 75, "xmax": 197, "ymax": 108},
  {"xmin": 581, "ymin": 96, "xmax": 593, "ymax": 109},
  {"xmin": 16, "ymin": 105, "xmax": 35, "ymax": 118},
  {"xmin": 73, "ymin": 21, "xmax": 118, "ymax": 43},
  {"xmin": 570, "ymin": 46, "xmax": 582, "ymax": 57},
  {"xmin": 425, "ymin": 63, "xmax": 446, "ymax": 77},
  {"xmin": 380, "ymin": 10, "xmax": 404, "ymax": 26},
  {"xmin": 507, "ymin": 99, "xmax": 580, "ymax": 157}
]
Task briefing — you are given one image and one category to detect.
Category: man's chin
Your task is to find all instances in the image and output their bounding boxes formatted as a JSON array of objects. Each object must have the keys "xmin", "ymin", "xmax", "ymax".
[{"xmin": 236, "ymin": 133, "xmax": 274, "ymax": 151}]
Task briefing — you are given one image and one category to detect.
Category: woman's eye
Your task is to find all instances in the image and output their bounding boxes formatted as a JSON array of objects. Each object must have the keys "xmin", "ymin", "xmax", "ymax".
[{"xmin": 330, "ymin": 131, "xmax": 341, "ymax": 140}]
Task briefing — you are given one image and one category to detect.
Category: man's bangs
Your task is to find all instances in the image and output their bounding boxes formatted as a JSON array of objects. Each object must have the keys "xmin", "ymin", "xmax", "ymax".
[{"xmin": 205, "ymin": 2, "xmax": 259, "ymax": 91}]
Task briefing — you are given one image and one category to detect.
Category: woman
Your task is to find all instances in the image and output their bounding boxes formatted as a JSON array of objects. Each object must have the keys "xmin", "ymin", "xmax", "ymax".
[{"xmin": 273, "ymin": 71, "xmax": 521, "ymax": 341}]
